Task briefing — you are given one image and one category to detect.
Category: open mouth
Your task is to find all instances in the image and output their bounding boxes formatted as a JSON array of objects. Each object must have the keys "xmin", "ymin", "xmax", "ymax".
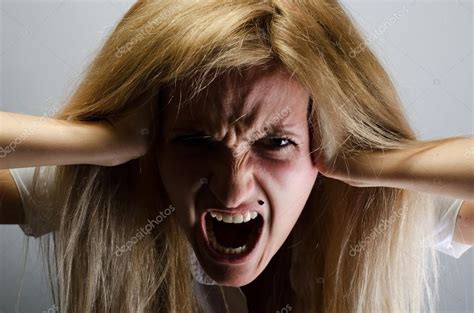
[{"xmin": 203, "ymin": 210, "xmax": 264, "ymax": 260}]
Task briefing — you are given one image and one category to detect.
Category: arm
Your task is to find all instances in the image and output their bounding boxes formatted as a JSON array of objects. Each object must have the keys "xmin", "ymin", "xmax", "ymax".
[
  {"xmin": 0, "ymin": 98, "xmax": 154, "ymax": 224},
  {"xmin": 0, "ymin": 111, "xmax": 115, "ymax": 225},
  {"xmin": 0, "ymin": 111, "xmax": 146, "ymax": 169},
  {"xmin": 317, "ymin": 136, "xmax": 474, "ymax": 201}
]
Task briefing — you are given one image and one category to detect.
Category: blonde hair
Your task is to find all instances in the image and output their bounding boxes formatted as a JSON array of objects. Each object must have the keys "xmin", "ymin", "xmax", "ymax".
[{"xmin": 33, "ymin": 0, "xmax": 439, "ymax": 312}]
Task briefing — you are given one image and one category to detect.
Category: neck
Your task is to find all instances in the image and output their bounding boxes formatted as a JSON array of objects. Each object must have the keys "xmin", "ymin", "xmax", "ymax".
[{"xmin": 240, "ymin": 246, "xmax": 293, "ymax": 313}]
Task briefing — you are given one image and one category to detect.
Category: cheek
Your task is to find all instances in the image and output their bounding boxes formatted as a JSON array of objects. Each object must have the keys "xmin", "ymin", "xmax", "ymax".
[
  {"xmin": 158, "ymin": 145, "xmax": 209, "ymax": 191},
  {"xmin": 156, "ymin": 150, "xmax": 206, "ymax": 229},
  {"xmin": 260, "ymin": 153, "xmax": 318, "ymax": 199},
  {"xmin": 160, "ymin": 145, "xmax": 212, "ymax": 179},
  {"xmin": 260, "ymin": 155, "xmax": 318, "ymax": 237}
]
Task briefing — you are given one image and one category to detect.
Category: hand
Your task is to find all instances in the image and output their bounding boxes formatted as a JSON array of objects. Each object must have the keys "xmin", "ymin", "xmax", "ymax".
[
  {"xmin": 99, "ymin": 90, "xmax": 156, "ymax": 166},
  {"xmin": 314, "ymin": 148, "xmax": 387, "ymax": 188},
  {"xmin": 315, "ymin": 137, "xmax": 474, "ymax": 201}
]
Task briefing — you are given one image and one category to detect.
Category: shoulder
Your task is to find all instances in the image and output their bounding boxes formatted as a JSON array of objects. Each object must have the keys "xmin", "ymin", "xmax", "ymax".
[
  {"xmin": 9, "ymin": 166, "xmax": 58, "ymax": 237},
  {"xmin": 431, "ymin": 194, "xmax": 472, "ymax": 258}
]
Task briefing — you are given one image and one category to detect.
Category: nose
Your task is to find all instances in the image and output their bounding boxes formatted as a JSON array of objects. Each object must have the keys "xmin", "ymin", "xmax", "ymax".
[{"xmin": 208, "ymin": 151, "xmax": 255, "ymax": 209}]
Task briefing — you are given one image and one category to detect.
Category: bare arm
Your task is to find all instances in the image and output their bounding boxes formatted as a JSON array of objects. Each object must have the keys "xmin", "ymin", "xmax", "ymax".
[
  {"xmin": 316, "ymin": 136, "xmax": 474, "ymax": 247},
  {"xmin": 0, "ymin": 112, "xmax": 114, "ymax": 225},
  {"xmin": 0, "ymin": 111, "xmax": 146, "ymax": 169},
  {"xmin": 0, "ymin": 98, "xmax": 154, "ymax": 224},
  {"xmin": 317, "ymin": 136, "xmax": 474, "ymax": 201},
  {"xmin": 377, "ymin": 137, "xmax": 474, "ymax": 201}
]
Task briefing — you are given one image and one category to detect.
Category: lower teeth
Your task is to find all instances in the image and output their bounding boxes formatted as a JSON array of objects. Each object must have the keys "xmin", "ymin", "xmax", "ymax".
[
  {"xmin": 212, "ymin": 237, "xmax": 247, "ymax": 254},
  {"xmin": 207, "ymin": 226, "xmax": 248, "ymax": 255}
]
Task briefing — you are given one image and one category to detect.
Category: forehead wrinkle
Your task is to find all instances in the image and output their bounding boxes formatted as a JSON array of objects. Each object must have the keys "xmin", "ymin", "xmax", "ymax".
[
  {"xmin": 167, "ymin": 65, "xmax": 305, "ymax": 141},
  {"xmin": 176, "ymin": 71, "xmax": 257, "ymax": 139},
  {"xmin": 226, "ymin": 73, "xmax": 295, "ymax": 139},
  {"xmin": 219, "ymin": 69, "xmax": 287, "ymax": 139}
]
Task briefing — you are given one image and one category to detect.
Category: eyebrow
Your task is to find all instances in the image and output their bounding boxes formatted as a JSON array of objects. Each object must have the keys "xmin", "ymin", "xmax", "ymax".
[
  {"xmin": 169, "ymin": 127, "xmax": 208, "ymax": 134},
  {"xmin": 170, "ymin": 122, "xmax": 302, "ymax": 141},
  {"xmin": 261, "ymin": 123, "xmax": 301, "ymax": 139}
]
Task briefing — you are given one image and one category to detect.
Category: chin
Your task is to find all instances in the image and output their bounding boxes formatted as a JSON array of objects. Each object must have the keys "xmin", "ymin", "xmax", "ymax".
[{"xmin": 201, "ymin": 263, "xmax": 262, "ymax": 287}]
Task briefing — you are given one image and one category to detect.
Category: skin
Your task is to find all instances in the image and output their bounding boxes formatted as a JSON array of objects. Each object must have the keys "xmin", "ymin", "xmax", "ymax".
[
  {"xmin": 0, "ymin": 89, "xmax": 154, "ymax": 170},
  {"xmin": 156, "ymin": 65, "xmax": 319, "ymax": 286},
  {"xmin": 0, "ymin": 62, "xmax": 473, "ymax": 298},
  {"xmin": 318, "ymin": 136, "xmax": 474, "ymax": 201}
]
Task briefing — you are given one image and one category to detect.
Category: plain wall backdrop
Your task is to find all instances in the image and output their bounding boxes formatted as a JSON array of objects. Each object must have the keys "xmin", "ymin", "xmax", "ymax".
[{"xmin": 0, "ymin": 0, "xmax": 472, "ymax": 312}]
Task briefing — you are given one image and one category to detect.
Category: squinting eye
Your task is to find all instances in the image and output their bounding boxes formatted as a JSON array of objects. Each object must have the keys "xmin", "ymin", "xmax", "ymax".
[
  {"xmin": 258, "ymin": 136, "xmax": 297, "ymax": 149},
  {"xmin": 172, "ymin": 134, "xmax": 217, "ymax": 146}
]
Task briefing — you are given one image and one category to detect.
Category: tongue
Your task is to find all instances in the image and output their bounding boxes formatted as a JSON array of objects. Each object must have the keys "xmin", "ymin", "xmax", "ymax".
[{"xmin": 213, "ymin": 219, "xmax": 254, "ymax": 248}]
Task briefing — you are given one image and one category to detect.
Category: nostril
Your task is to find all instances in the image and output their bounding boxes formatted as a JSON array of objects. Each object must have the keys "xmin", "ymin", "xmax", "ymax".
[{"xmin": 258, "ymin": 200, "xmax": 264, "ymax": 205}]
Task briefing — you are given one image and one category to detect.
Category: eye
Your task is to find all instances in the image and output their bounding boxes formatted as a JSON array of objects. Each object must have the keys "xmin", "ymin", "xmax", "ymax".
[
  {"xmin": 257, "ymin": 136, "xmax": 297, "ymax": 151},
  {"xmin": 172, "ymin": 134, "xmax": 217, "ymax": 146}
]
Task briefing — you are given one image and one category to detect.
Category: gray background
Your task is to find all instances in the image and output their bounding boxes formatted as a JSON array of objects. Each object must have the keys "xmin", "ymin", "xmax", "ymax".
[{"xmin": 0, "ymin": 0, "xmax": 472, "ymax": 312}]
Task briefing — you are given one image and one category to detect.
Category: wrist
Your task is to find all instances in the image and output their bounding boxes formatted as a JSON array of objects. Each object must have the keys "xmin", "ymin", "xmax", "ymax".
[
  {"xmin": 69, "ymin": 120, "xmax": 126, "ymax": 166},
  {"xmin": 349, "ymin": 149, "xmax": 405, "ymax": 188}
]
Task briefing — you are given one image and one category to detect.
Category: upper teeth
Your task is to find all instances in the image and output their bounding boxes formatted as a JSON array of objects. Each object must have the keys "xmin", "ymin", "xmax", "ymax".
[{"xmin": 209, "ymin": 211, "xmax": 258, "ymax": 224}]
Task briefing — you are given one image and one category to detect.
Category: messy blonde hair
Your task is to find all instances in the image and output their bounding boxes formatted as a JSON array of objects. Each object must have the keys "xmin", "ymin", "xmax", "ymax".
[{"xmin": 33, "ymin": 0, "xmax": 439, "ymax": 312}]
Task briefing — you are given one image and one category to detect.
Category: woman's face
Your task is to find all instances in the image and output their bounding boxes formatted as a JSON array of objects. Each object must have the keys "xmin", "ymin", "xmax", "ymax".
[{"xmin": 157, "ymin": 66, "xmax": 319, "ymax": 287}]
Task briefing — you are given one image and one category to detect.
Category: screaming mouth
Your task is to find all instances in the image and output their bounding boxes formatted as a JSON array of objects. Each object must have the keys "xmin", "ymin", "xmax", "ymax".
[{"xmin": 204, "ymin": 210, "xmax": 264, "ymax": 256}]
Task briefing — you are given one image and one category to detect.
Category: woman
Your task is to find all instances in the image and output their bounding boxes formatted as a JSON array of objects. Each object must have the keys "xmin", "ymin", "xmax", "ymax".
[{"xmin": 1, "ymin": 0, "xmax": 473, "ymax": 312}]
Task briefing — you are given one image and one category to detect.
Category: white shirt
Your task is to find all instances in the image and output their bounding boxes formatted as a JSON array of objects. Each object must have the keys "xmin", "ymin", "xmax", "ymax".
[{"xmin": 8, "ymin": 166, "xmax": 473, "ymax": 311}]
